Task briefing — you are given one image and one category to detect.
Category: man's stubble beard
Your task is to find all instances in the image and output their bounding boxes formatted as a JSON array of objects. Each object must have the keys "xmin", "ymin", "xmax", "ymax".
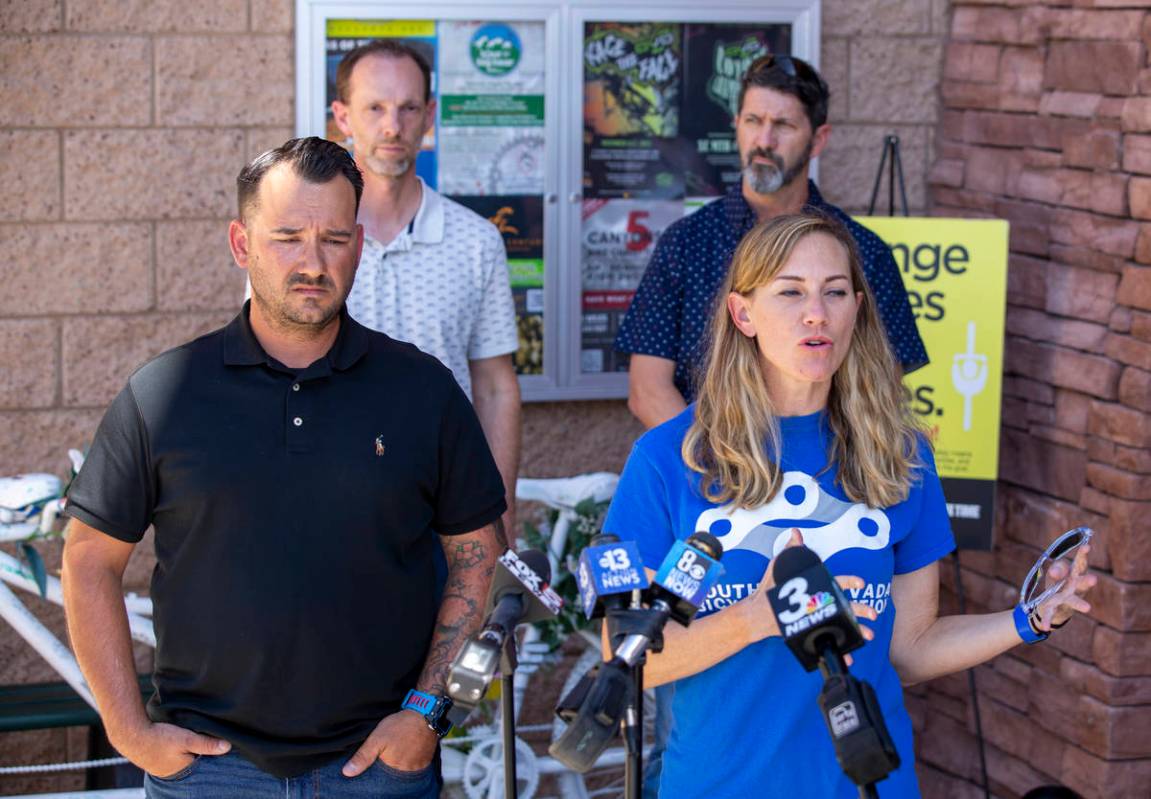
[
  {"xmin": 251, "ymin": 264, "xmax": 344, "ymax": 332},
  {"xmin": 742, "ymin": 137, "xmax": 815, "ymax": 196},
  {"xmin": 363, "ymin": 153, "xmax": 412, "ymax": 178}
]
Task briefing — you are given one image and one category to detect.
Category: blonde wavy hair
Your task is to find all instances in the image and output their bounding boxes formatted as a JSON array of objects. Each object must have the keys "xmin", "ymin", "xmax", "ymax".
[{"xmin": 682, "ymin": 213, "xmax": 923, "ymax": 510}]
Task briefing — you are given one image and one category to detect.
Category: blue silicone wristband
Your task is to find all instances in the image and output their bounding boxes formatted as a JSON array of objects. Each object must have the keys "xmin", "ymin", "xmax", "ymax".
[
  {"xmin": 1013, "ymin": 603, "xmax": 1048, "ymax": 644},
  {"xmin": 401, "ymin": 688, "xmax": 437, "ymax": 717}
]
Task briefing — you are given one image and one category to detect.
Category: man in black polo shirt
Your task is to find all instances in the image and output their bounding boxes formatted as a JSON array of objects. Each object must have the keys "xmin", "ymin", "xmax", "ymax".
[{"xmin": 61, "ymin": 137, "xmax": 507, "ymax": 797}]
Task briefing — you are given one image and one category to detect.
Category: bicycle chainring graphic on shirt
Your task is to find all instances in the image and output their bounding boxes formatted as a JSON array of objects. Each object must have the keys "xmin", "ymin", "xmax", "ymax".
[{"xmin": 695, "ymin": 471, "xmax": 891, "ymax": 562}]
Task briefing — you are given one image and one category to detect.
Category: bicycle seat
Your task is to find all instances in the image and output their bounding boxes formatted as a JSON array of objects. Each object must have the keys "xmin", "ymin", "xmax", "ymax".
[{"xmin": 515, "ymin": 473, "xmax": 619, "ymax": 510}]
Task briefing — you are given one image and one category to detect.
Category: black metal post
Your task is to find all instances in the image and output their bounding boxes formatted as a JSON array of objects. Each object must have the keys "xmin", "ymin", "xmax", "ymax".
[
  {"xmin": 867, "ymin": 135, "xmax": 910, "ymax": 217},
  {"xmin": 622, "ymin": 659, "xmax": 645, "ymax": 799},
  {"xmin": 501, "ymin": 670, "xmax": 517, "ymax": 799},
  {"xmin": 887, "ymin": 136, "xmax": 896, "ymax": 216},
  {"xmin": 893, "ymin": 139, "xmax": 911, "ymax": 217},
  {"xmin": 866, "ymin": 140, "xmax": 890, "ymax": 216},
  {"xmin": 499, "ymin": 634, "xmax": 519, "ymax": 799}
]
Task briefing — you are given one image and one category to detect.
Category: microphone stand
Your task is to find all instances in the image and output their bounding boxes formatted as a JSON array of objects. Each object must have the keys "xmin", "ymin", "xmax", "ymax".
[
  {"xmin": 609, "ymin": 606, "xmax": 661, "ymax": 799},
  {"xmin": 817, "ymin": 640, "xmax": 881, "ymax": 799},
  {"xmin": 621, "ymin": 654, "xmax": 645, "ymax": 799},
  {"xmin": 500, "ymin": 635, "xmax": 519, "ymax": 799}
]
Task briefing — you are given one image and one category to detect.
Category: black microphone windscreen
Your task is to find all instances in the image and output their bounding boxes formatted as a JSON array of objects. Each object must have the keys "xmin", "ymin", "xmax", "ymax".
[
  {"xmin": 518, "ymin": 548, "xmax": 552, "ymax": 584},
  {"xmin": 686, "ymin": 530, "xmax": 723, "ymax": 561},
  {"xmin": 772, "ymin": 542, "xmax": 821, "ymax": 582},
  {"xmin": 590, "ymin": 532, "xmax": 620, "ymax": 547}
]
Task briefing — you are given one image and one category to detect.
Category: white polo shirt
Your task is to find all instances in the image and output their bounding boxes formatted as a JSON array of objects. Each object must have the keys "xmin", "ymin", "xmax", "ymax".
[{"xmin": 345, "ymin": 179, "xmax": 519, "ymax": 399}]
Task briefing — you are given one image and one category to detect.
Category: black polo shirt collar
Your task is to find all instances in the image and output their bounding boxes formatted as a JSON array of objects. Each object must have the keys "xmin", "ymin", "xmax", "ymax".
[{"xmin": 223, "ymin": 301, "xmax": 369, "ymax": 375}]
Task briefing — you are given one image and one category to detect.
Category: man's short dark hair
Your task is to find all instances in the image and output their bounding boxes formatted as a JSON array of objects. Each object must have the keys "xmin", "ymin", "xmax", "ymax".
[
  {"xmin": 336, "ymin": 39, "xmax": 432, "ymax": 104},
  {"xmin": 236, "ymin": 137, "xmax": 364, "ymax": 220},
  {"xmin": 737, "ymin": 54, "xmax": 830, "ymax": 130}
]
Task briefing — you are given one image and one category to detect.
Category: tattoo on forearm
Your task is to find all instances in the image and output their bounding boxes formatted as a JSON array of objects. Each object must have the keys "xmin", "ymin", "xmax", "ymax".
[
  {"xmin": 449, "ymin": 541, "xmax": 487, "ymax": 569},
  {"xmin": 420, "ymin": 524, "xmax": 503, "ymax": 693},
  {"xmin": 422, "ymin": 580, "xmax": 479, "ymax": 693}
]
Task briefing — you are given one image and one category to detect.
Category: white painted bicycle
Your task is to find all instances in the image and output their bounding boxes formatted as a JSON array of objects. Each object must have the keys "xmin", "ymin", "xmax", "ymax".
[{"xmin": 0, "ymin": 465, "xmax": 646, "ymax": 799}]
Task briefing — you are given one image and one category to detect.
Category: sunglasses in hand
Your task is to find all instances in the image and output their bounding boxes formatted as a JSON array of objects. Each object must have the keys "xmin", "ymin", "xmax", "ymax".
[{"xmin": 1018, "ymin": 526, "xmax": 1093, "ymax": 618}]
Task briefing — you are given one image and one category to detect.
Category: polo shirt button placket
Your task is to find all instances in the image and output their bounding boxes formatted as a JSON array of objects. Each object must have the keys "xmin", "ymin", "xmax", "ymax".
[{"xmin": 287, "ymin": 378, "xmax": 312, "ymax": 453}]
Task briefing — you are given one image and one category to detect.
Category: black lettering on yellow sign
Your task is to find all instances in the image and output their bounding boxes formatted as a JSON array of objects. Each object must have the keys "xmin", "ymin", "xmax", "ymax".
[
  {"xmin": 904, "ymin": 383, "xmax": 945, "ymax": 422},
  {"xmin": 890, "ymin": 242, "xmax": 971, "ymax": 323}
]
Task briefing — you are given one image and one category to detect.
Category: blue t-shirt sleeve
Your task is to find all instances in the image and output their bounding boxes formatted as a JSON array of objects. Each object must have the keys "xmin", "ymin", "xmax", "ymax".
[
  {"xmin": 603, "ymin": 440, "xmax": 677, "ymax": 573},
  {"xmin": 893, "ymin": 441, "xmax": 956, "ymax": 574},
  {"xmin": 613, "ymin": 227, "xmax": 682, "ymax": 360}
]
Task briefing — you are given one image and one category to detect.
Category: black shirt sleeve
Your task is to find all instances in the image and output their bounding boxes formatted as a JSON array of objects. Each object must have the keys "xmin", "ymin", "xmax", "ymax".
[
  {"xmin": 433, "ymin": 378, "xmax": 507, "ymax": 536},
  {"xmin": 64, "ymin": 382, "xmax": 154, "ymax": 543}
]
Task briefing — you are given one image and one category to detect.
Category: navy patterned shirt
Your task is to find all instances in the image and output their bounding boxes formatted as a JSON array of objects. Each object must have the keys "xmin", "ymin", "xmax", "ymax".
[{"xmin": 614, "ymin": 181, "xmax": 928, "ymax": 401}]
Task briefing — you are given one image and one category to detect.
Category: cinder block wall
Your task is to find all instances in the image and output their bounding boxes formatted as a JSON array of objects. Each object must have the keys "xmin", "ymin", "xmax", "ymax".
[
  {"xmin": 0, "ymin": 1, "xmax": 291, "ymax": 793},
  {"xmin": 910, "ymin": 2, "xmax": 1151, "ymax": 797},
  {"xmin": 0, "ymin": 0, "xmax": 950, "ymax": 794}
]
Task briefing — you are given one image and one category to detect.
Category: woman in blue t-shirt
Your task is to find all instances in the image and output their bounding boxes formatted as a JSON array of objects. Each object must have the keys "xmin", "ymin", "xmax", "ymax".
[{"xmin": 603, "ymin": 213, "xmax": 1096, "ymax": 798}]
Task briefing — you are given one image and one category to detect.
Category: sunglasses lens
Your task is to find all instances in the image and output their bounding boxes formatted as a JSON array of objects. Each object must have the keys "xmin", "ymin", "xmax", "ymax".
[
  {"xmin": 1049, "ymin": 528, "xmax": 1088, "ymax": 560},
  {"xmin": 1022, "ymin": 570, "xmax": 1042, "ymax": 601}
]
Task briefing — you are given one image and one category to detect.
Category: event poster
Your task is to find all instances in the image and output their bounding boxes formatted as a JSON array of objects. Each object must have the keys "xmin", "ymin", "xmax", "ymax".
[
  {"xmin": 325, "ymin": 19, "xmax": 547, "ymax": 376},
  {"xmin": 583, "ymin": 22, "xmax": 684, "ymax": 200},
  {"xmin": 681, "ymin": 23, "xmax": 790, "ymax": 200},
  {"xmin": 859, "ymin": 217, "xmax": 1010, "ymax": 550},
  {"xmin": 580, "ymin": 199, "xmax": 682, "ymax": 375},
  {"xmin": 579, "ymin": 21, "xmax": 792, "ymax": 373},
  {"xmin": 438, "ymin": 21, "xmax": 546, "ymax": 196}
]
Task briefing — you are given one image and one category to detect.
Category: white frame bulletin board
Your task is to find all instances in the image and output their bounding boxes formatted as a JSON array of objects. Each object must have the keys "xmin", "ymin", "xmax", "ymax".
[{"xmin": 296, "ymin": 0, "xmax": 822, "ymax": 401}]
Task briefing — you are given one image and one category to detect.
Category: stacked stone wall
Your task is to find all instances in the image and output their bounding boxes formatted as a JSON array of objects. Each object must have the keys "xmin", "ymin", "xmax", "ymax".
[{"xmin": 914, "ymin": 2, "xmax": 1151, "ymax": 796}]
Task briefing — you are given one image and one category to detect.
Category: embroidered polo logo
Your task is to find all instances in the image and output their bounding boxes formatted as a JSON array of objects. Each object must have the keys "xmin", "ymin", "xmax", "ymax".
[{"xmin": 375, "ymin": 435, "xmax": 385, "ymax": 456}]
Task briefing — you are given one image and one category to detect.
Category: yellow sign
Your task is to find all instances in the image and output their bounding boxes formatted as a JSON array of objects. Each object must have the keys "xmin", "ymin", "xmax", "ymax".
[
  {"xmin": 325, "ymin": 20, "xmax": 435, "ymax": 38},
  {"xmin": 857, "ymin": 218, "xmax": 1010, "ymax": 481}
]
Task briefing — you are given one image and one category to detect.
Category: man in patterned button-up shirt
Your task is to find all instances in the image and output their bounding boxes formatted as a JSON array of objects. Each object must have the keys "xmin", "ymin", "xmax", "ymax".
[{"xmin": 615, "ymin": 54, "xmax": 927, "ymax": 429}]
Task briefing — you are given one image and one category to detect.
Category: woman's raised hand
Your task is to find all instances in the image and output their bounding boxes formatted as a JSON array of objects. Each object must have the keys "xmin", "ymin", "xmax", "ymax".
[
  {"xmin": 740, "ymin": 528, "xmax": 878, "ymax": 655},
  {"xmin": 1034, "ymin": 543, "xmax": 1096, "ymax": 631}
]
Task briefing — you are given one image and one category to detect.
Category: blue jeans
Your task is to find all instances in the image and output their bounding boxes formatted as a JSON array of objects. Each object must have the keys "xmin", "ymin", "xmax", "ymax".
[{"xmin": 144, "ymin": 751, "xmax": 439, "ymax": 799}]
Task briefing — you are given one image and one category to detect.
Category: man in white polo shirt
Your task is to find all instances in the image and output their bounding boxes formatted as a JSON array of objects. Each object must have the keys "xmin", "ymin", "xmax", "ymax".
[{"xmin": 332, "ymin": 40, "xmax": 521, "ymax": 529}]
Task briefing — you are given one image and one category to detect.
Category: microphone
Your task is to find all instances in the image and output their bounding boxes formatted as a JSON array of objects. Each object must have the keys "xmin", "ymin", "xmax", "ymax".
[
  {"xmin": 766, "ymin": 544, "xmax": 864, "ymax": 672},
  {"xmin": 485, "ymin": 549, "xmax": 563, "ymax": 637},
  {"xmin": 767, "ymin": 545, "xmax": 899, "ymax": 788},
  {"xmin": 613, "ymin": 531, "xmax": 724, "ymax": 667},
  {"xmin": 447, "ymin": 549, "xmax": 562, "ymax": 715},
  {"xmin": 577, "ymin": 533, "xmax": 649, "ymax": 620},
  {"xmin": 549, "ymin": 532, "xmax": 724, "ymax": 772}
]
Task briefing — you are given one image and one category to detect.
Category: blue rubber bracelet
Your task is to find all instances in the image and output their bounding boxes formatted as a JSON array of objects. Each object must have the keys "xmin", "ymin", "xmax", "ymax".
[
  {"xmin": 401, "ymin": 688, "xmax": 437, "ymax": 717},
  {"xmin": 1014, "ymin": 603, "xmax": 1048, "ymax": 644}
]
